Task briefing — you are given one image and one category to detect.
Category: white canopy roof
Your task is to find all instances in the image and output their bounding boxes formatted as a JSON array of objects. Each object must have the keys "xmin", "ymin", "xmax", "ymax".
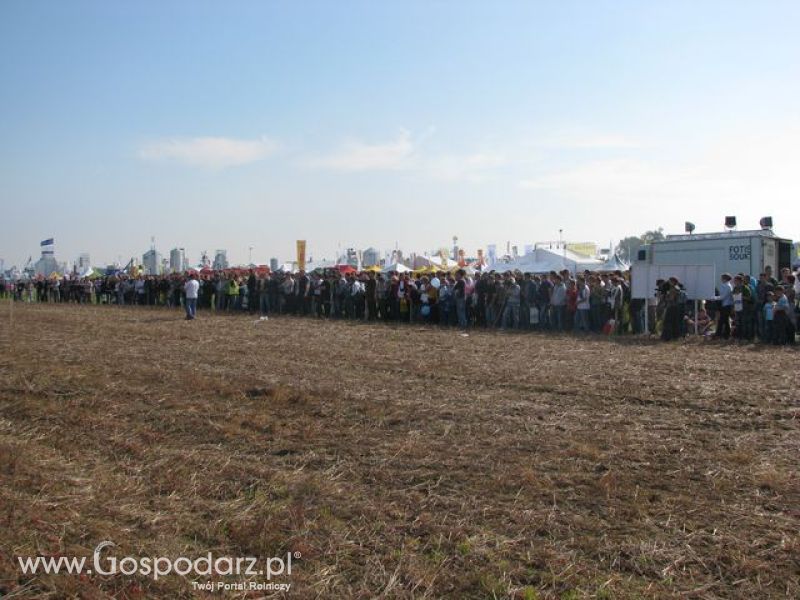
[
  {"xmin": 597, "ymin": 254, "xmax": 630, "ymax": 272},
  {"xmin": 412, "ymin": 255, "xmax": 459, "ymax": 269},
  {"xmin": 382, "ymin": 262, "xmax": 412, "ymax": 273},
  {"xmin": 304, "ymin": 259, "xmax": 336, "ymax": 272},
  {"xmin": 491, "ymin": 247, "xmax": 601, "ymax": 273}
]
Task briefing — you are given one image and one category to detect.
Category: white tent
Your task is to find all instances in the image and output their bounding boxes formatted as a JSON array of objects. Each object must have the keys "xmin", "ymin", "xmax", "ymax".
[
  {"xmin": 412, "ymin": 255, "xmax": 459, "ymax": 270},
  {"xmin": 595, "ymin": 254, "xmax": 630, "ymax": 272},
  {"xmin": 382, "ymin": 262, "xmax": 412, "ymax": 273},
  {"xmin": 304, "ymin": 259, "xmax": 336, "ymax": 272},
  {"xmin": 276, "ymin": 262, "xmax": 297, "ymax": 273},
  {"xmin": 492, "ymin": 247, "xmax": 604, "ymax": 274}
]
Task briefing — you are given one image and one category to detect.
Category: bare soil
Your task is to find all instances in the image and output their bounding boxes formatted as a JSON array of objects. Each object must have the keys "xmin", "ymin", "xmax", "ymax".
[{"xmin": 0, "ymin": 303, "xmax": 798, "ymax": 599}]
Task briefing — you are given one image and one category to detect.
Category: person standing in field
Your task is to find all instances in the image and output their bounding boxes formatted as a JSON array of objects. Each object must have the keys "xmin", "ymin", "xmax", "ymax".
[
  {"xmin": 247, "ymin": 269, "xmax": 257, "ymax": 314},
  {"xmin": 550, "ymin": 274, "xmax": 567, "ymax": 332},
  {"xmin": 500, "ymin": 276, "xmax": 521, "ymax": 330},
  {"xmin": 365, "ymin": 271, "xmax": 378, "ymax": 321},
  {"xmin": 226, "ymin": 276, "xmax": 239, "ymax": 311},
  {"xmin": 755, "ymin": 272, "xmax": 774, "ymax": 341},
  {"xmin": 575, "ymin": 276, "xmax": 590, "ymax": 333},
  {"xmin": 660, "ymin": 278, "xmax": 682, "ymax": 341},
  {"xmin": 762, "ymin": 291, "xmax": 776, "ymax": 343},
  {"xmin": 715, "ymin": 273, "xmax": 734, "ymax": 340},
  {"xmin": 794, "ymin": 268, "xmax": 800, "ymax": 301},
  {"xmin": 786, "ymin": 275, "xmax": 798, "ymax": 336},
  {"xmin": 565, "ymin": 278, "xmax": 577, "ymax": 331},
  {"xmin": 454, "ymin": 269, "xmax": 468, "ymax": 329},
  {"xmin": 772, "ymin": 287, "xmax": 793, "ymax": 345},
  {"xmin": 732, "ymin": 274, "xmax": 755, "ymax": 341},
  {"xmin": 184, "ymin": 273, "xmax": 199, "ymax": 320}
]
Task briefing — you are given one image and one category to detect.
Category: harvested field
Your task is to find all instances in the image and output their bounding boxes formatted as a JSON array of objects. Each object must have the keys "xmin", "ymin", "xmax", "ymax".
[{"xmin": 0, "ymin": 302, "xmax": 798, "ymax": 599}]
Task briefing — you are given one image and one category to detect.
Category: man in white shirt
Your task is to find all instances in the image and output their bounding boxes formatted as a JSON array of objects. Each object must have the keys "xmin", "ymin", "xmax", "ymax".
[
  {"xmin": 134, "ymin": 277, "xmax": 145, "ymax": 305},
  {"xmin": 575, "ymin": 276, "xmax": 590, "ymax": 332},
  {"xmin": 184, "ymin": 273, "xmax": 200, "ymax": 320},
  {"xmin": 714, "ymin": 273, "xmax": 734, "ymax": 339},
  {"xmin": 550, "ymin": 275, "xmax": 567, "ymax": 331},
  {"xmin": 794, "ymin": 268, "xmax": 800, "ymax": 298}
]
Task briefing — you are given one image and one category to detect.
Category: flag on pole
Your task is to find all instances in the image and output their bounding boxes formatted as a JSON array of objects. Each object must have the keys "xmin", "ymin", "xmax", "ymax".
[{"xmin": 40, "ymin": 238, "xmax": 54, "ymax": 246}]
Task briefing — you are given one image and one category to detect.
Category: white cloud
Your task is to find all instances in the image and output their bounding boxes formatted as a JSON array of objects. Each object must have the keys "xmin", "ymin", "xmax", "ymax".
[
  {"xmin": 306, "ymin": 130, "xmax": 508, "ymax": 183},
  {"xmin": 139, "ymin": 136, "xmax": 279, "ymax": 168},
  {"xmin": 306, "ymin": 130, "xmax": 415, "ymax": 171},
  {"xmin": 519, "ymin": 125, "xmax": 800, "ymax": 232}
]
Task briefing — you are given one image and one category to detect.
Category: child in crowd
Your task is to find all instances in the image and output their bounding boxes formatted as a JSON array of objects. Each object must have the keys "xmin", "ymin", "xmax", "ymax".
[
  {"xmin": 763, "ymin": 292, "xmax": 775, "ymax": 343},
  {"xmin": 772, "ymin": 287, "xmax": 795, "ymax": 345},
  {"xmin": 684, "ymin": 301, "xmax": 713, "ymax": 335}
]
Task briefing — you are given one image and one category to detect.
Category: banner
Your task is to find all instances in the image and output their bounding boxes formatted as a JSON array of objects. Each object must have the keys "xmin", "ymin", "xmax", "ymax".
[
  {"xmin": 631, "ymin": 264, "xmax": 716, "ymax": 300},
  {"xmin": 567, "ymin": 242, "xmax": 598, "ymax": 258},
  {"xmin": 296, "ymin": 240, "xmax": 306, "ymax": 272},
  {"xmin": 40, "ymin": 238, "xmax": 54, "ymax": 246}
]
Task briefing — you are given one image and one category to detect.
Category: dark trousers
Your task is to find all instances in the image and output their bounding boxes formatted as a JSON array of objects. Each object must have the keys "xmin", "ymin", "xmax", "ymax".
[
  {"xmin": 661, "ymin": 305, "xmax": 681, "ymax": 341},
  {"xmin": 379, "ymin": 298, "xmax": 389, "ymax": 321},
  {"xmin": 716, "ymin": 305, "xmax": 732, "ymax": 339},
  {"xmin": 772, "ymin": 313, "xmax": 796, "ymax": 345},
  {"xmin": 367, "ymin": 297, "xmax": 377, "ymax": 321}
]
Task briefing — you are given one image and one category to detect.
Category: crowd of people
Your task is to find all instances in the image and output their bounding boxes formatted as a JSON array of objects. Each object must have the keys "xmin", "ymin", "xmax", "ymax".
[
  {"xmin": 2, "ymin": 265, "xmax": 798, "ymax": 344},
  {"xmin": 655, "ymin": 266, "xmax": 798, "ymax": 345}
]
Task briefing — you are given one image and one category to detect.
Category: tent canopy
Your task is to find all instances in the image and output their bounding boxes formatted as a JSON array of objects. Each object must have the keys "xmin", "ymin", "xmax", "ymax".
[
  {"xmin": 275, "ymin": 263, "xmax": 296, "ymax": 273},
  {"xmin": 412, "ymin": 255, "xmax": 460, "ymax": 270},
  {"xmin": 413, "ymin": 265, "xmax": 439, "ymax": 274},
  {"xmin": 595, "ymin": 254, "xmax": 630, "ymax": 272},
  {"xmin": 382, "ymin": 262, "xmax": 412, "ymax": 274},
  {"xmin": 78, "ymin": 267, "xmax": 104, "ymax": 279},
  {"xmin": 491, "ymin": 247, "xmax": 606, "ymax": 274},
  {"xmin": 304, "ymin": 259, "xmax": 336, "ymax": 272}
]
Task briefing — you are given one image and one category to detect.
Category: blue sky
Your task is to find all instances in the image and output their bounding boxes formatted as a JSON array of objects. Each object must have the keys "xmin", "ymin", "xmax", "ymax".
[{"xmin": 1, "ymin": 0, "xmax": 799, "ymax": 267}]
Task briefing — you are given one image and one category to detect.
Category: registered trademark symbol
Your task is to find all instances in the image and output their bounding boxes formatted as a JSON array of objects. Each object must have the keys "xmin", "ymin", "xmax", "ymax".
[{"xmin": 293, "ymin": 551, "xmax": 301, "ymax": 559}]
